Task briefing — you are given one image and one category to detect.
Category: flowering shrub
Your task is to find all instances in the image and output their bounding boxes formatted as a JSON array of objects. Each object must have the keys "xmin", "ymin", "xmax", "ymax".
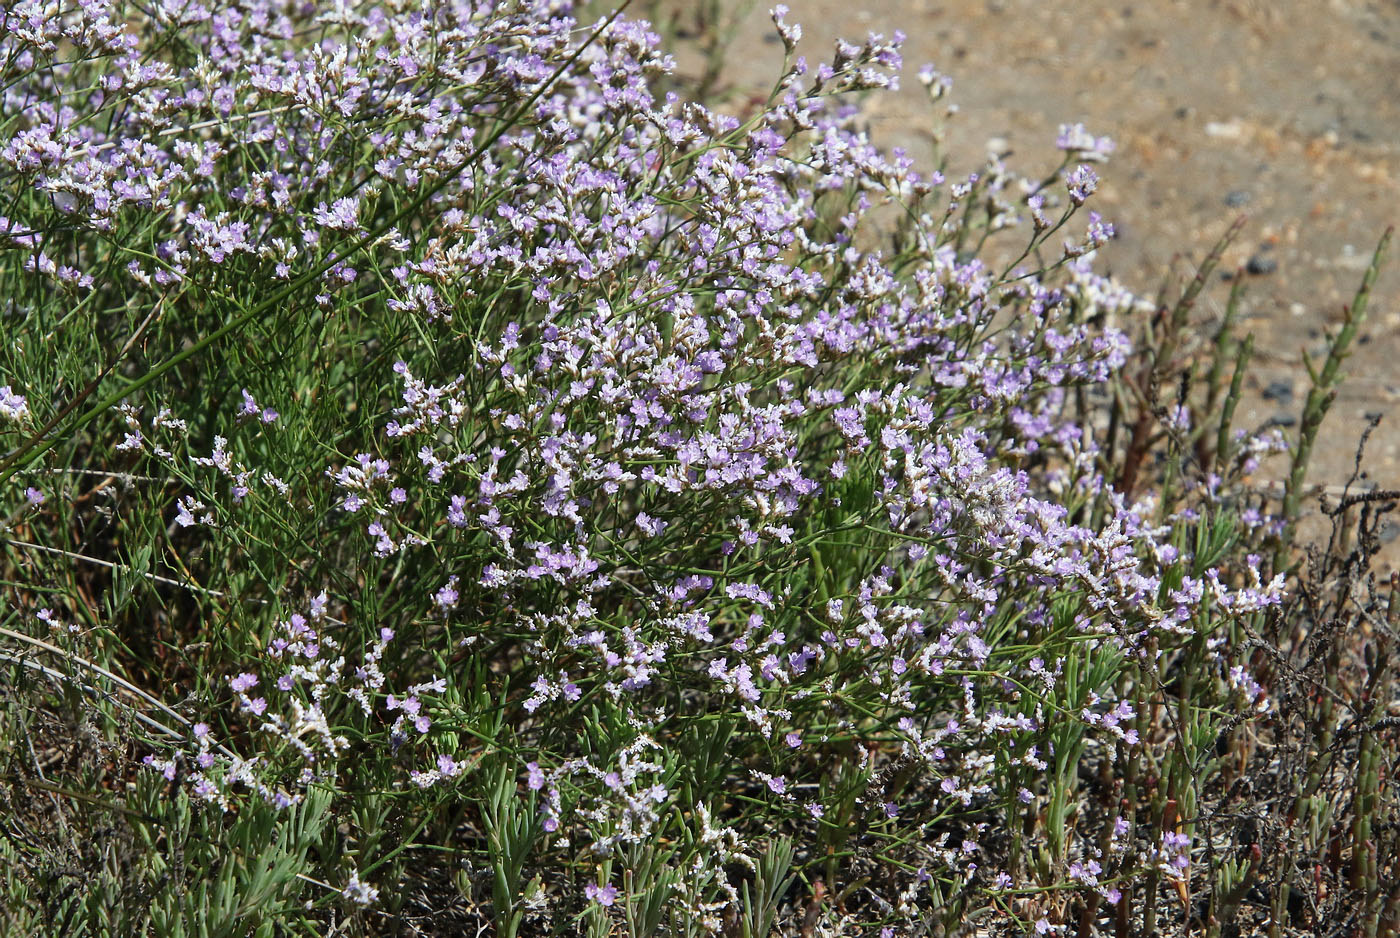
[{"xmin": 1, "ymin": 1, "xmax": 1396, "ymax": 936}]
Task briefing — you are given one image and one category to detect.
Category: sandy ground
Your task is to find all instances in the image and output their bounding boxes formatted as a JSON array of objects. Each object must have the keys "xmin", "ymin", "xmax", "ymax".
[{"xmin": 656, "ymin": 0, "xmax": 1400, "ymax": 564}]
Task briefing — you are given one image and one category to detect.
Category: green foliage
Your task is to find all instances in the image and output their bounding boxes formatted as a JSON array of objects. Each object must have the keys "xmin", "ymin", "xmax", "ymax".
[{"xmin": 1, "ymin": 2, "xmax": 1396, "ymax": 936}]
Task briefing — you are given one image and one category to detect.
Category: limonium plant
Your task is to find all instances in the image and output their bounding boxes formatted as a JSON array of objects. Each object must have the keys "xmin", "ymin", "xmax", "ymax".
[{"xmin": 2, "ymin": 1, "xmax": 1396, "ymax": 936}]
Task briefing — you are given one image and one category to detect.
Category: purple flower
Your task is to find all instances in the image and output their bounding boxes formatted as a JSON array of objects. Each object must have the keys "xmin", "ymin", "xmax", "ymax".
[
  {"xmin": 1056, "ymin": 122, "xmax": 1115, "ymax": 161},
  {"xmin": 525, "ymin": 762, "xmax": 546, "ymax": 790},
  {"xmin": 1066, "ymin": 164, "xmax": 1099, "ymax": 204},
  {"xmin": 313, "ymin": 197, "xmax": 361, "ymax": 231},
  {"xmin": 237, "ymin": 389, "xmax": 277, "ymax": 424},
  {"xmin": 585, "ymin": 882, "xmax": 618, "ymax": 906},
  {"xmin": 174, "ymin": 496, "xmax": 203, "ymax": 527},
  {"xmin": 0, "ymin": 386, "xmax": 30, "ymax": 421},
  {"xmin": 447, "ymin": 495, "xmax": 468, "ymax": 528},
  {"xmin": 343, "ymin": 871, "xmax": 378, "ymax": 907},
  {"xmin": 435, "ymin": 576, "xmax": 459, "ymax": 611}
]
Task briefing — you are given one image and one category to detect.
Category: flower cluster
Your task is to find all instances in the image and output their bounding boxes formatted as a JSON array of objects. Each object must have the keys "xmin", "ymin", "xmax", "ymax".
[{"xmin": 1, "ymin": 0, "xmax": 1294, "ymax": 933}]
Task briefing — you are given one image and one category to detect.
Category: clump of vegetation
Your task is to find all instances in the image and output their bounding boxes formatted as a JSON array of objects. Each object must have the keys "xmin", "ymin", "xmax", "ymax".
[{"xmin": 0, "ymin": 1, "xmax": 1395, "ymax": 935}]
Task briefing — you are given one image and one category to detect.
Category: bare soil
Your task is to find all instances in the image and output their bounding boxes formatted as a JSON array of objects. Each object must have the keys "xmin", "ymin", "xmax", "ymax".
[{"xmin": 660, "ymin": 0, "xmax": 1400, "ymax": 565}]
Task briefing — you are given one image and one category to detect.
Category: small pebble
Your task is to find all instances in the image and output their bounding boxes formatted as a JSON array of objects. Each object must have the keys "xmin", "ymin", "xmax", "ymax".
[
  {"xmin": 1224, "ymin": 190, "xmax": 1252, "ymax": 207},
  {"xmin": 1262, "ymin": 379, "xmax": 1294, "ymax": 404},
  {"xmin": 1246, "ymin": 254, "xmax": 1278, "ymax": 275}
]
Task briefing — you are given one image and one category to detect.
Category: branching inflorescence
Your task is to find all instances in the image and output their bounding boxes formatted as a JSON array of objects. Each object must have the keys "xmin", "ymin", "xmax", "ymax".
[{"xmin": 3, "ymin": 2, "xmax": 1381, "ymax": 936}]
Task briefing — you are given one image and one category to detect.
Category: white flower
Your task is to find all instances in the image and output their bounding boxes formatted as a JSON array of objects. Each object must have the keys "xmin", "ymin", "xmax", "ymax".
[{"xmin": 342, "ymin": 871, "xmax": 378, "ymax": 906}]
